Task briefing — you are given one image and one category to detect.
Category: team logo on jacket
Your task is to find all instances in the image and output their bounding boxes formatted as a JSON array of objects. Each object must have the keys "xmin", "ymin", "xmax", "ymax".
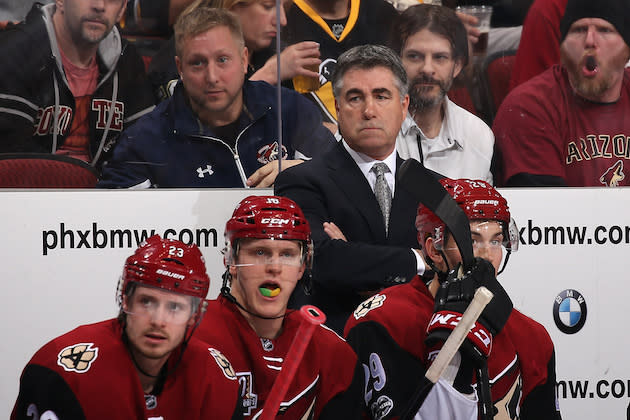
[
  {"xmin": 57, "ymin": 342, "xmax": 98, "ymax": 373},
  {"xmin": 257, "ymin": 141, "xmax": 288, "ymax": 164},
  {"xmin": 553, "ymin": 289, "xmax": 587, "ymax": 334},
  {"xmin": 353, "ymin": 294, "xmax": 386, "ymax": 320},
  {"xmin": 209, "ymin": 347, "xmax": 237, "ymax": 380},
  {"xmin": 599, "ymin": 160, "xmax": 625, "ymax": 187}
]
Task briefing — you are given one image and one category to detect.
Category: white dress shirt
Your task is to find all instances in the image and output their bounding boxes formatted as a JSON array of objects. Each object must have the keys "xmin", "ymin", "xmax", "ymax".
[{"xmin": 341, "ymin": 138, "xmax": 425, "ymax": 276}]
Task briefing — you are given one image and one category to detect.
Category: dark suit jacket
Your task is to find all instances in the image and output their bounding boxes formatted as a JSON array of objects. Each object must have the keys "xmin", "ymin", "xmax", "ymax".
[{"xmin": 275, "ymin": 141, "xmax": 421, "ymax": 333}]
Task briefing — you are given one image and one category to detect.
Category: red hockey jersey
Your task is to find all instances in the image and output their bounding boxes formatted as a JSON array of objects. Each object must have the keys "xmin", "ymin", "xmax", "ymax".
[
  {"xmin": 195, "ymin": 296, "xmax": 361, "ymax": 419},
  {"xmin": 11, "ymin": 319, "xmax": 242, "ymax": 420},
  {"xmin": 344, "ymin": 276, "xmax": 562, "ymax": 420}
]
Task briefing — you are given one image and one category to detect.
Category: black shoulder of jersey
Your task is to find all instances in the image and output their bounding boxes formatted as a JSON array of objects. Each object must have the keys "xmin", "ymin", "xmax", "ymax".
[{"xmin": 12, "ymin": 364, "xmax": 86, "ymax": 420}]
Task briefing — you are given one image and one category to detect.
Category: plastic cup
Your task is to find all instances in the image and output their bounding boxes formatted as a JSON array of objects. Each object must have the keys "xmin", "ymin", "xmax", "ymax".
[
  {"xmin": 293, "ymin": 63, "xmax": 321, "ymax": 93},
  {"xmin": 456, "ymin": 5, "xmax": 493, "ymax": 56}
]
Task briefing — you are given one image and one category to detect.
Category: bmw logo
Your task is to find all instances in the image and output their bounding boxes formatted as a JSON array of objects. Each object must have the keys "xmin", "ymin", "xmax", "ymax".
[{"xmin": 553, "ymin": 289, "xmax": 587, "ymax": 334}]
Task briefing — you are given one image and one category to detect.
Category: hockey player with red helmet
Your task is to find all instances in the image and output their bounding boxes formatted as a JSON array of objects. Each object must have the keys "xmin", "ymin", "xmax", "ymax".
[
  {"xmin": 344, "ymin": 179, "xmax": 561, "ymax": 419},
  {"xmin": 195, "ymin": 195, "xmax": 362, "ymax": 419},
  {"xmin": 12, "ymin": 235, "xmax": 242, "ymax": 420}
]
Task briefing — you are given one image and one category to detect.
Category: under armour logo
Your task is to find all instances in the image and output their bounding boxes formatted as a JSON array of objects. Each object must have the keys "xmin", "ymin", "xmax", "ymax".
[{"xmin": 197, "ymin": 165, "xmax": 214, "ymax": 178}]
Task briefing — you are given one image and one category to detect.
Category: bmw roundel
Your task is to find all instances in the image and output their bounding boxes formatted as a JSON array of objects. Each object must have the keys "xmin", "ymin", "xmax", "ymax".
[{"xmin": 553, "ymin": 289, "xmax": 587, "ymax": 334}]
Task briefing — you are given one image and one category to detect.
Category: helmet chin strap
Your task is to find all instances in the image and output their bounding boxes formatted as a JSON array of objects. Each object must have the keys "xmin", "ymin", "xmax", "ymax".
[
  {"xmin": 497, "ymin": 249, "xmax": 511, "ymax": 275},
  {"xmin": 220, "ymin": 269, "xmax": 290, "ymax": 321},
  {"xmin": 435, "ymin": 249, "xmax": 452, "ymax": 284}
]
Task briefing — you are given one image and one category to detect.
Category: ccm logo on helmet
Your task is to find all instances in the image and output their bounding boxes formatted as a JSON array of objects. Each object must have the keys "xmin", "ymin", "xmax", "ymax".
[
  {"xmin": 473, "ymin": 200, "xmax": 499, "ymax": 206},
  {"xmin": 156, "ymin": 269, "xmax": 185, "ymax": 280},
  {"xmin": 261, "ymin": 218, "xmax": 290, "ymax": 225}
]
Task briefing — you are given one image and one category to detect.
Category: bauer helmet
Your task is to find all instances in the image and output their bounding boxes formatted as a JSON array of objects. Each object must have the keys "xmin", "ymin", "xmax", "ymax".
[
  {"xmin": 416, "ymin": 178, "xmax": 519, "ymax": 254},
  {"xmin": 119, "ymin": 235, "xmax": 210, "ymax": 314}
]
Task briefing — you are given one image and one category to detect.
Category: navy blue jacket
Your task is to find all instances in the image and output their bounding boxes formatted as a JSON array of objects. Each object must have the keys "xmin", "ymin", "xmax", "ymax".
[{"xmin": 98, "ymin": 80, "xmax": 335, "ymax": 188}]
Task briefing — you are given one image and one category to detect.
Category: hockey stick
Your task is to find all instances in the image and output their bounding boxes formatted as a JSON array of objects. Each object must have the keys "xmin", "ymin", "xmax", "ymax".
[
  {"xmin": 401, "ymin": 286, "xmax": 494, "ymax": 419},
  {"xmin": 258, "ymin": 305, "xmax": 326, "ymax": 420},
  {"xmin": 397, "ymin": 159, "xmax": 475, "ymax": 270}
]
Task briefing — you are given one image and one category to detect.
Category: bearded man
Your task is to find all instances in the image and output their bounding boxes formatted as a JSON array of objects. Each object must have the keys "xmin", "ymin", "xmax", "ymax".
[
  {"xmin": 392, "ymin": 4, "xmax": 495, "ymax": 184},
  {"xmin": 494, "ymin": 0, "xmax": 630, "ymax": 187}
]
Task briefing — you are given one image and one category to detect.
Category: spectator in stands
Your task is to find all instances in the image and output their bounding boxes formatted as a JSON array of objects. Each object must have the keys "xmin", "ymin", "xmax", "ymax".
[
  {"xmin": 392, "ymin": 4, "xmax": 494, "ymax": 184},
  {"xmin": 98, "ymin": 7, "xmax": 335, "ymax": 189},
  {"xmin": 275, "ymin": 45, "xmax": 429, "ymax": 333},
  {"xmin": 281, "ymin": 0, "xmax": 399, "ymax": 127},
  {"xmin": 493, "ymin": 0, "xmax": 630, "ymax": 187},
  {"xmin": 508, "ymin": 0, "xmax": 567, "ymax": 91},
  {"xmin": 148, "ymin": 0, "xmax": 322, "ymax": 102},
  {"xmin": 0, "ymin": 0, "xmax": 155, "ymax": 170}
]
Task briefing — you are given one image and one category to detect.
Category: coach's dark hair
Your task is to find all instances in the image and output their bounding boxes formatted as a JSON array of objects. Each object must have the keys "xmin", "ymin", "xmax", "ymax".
[
  {"xmin": 390, "ymin": 4, "xmax": 469, "ymax": 67},
  {"xmin": 332, "ymin": 44, "xmax": 408, "ymax": 100}
]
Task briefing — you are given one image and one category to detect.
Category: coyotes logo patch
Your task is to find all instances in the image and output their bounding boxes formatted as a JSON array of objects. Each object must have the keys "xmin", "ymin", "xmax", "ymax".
[
  {"xmin": 57, "ymin": 343, "xmax": 98, "ymax": 373},
  {"xmin": 209, "ymin": 347, "xmax": 237, "ymax": 380},
  {"xmin": 599, "ymin": 160, "xmax": 625, "ymax": 187},
  {"xmin": 353, "ymin": 294, "xmax": 386, "ymax": 320},
  {"xmin": 257, "ymin": 141, "xmax": 288, "ymax": 164}
]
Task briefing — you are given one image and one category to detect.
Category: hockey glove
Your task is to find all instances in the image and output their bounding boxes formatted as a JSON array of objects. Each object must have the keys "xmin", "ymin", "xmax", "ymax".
[{"xmin": 426, "ymin": 257, "xmax": 513, "ymax": 359}]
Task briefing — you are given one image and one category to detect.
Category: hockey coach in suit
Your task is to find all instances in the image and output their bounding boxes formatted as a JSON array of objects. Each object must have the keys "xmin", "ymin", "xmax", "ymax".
[{"xmin": 275, "ymin": 45, "xmax": 430, "ymax": 333}]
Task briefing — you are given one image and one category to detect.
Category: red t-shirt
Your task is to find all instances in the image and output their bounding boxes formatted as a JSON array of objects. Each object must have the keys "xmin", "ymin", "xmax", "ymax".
[
  {"xmin": 495, "ymin": 65, "xmax": 630, "ymax": 186},
  {"xmin": 55, "ymin": 49, "xmax": 99, "ymax": 161}
]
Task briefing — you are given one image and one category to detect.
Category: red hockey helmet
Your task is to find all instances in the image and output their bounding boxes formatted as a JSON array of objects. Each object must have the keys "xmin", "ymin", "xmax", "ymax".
[
  {"xmin": 416, "ymin": 178, "xmax": 518, "ymax": 252},
  {"xmin": 120, "ymin": 235, "xmax": 210, "ymax": 300},
  {"xmin": 224, "ymin": 195, "xmax": 312, "ymax": 265}
]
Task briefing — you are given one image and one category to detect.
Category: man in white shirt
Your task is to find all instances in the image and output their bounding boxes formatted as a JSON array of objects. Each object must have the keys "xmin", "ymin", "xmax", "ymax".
[{"xmin": 392, "ymin": 4, "xmax": 495, "ymax": 184}]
